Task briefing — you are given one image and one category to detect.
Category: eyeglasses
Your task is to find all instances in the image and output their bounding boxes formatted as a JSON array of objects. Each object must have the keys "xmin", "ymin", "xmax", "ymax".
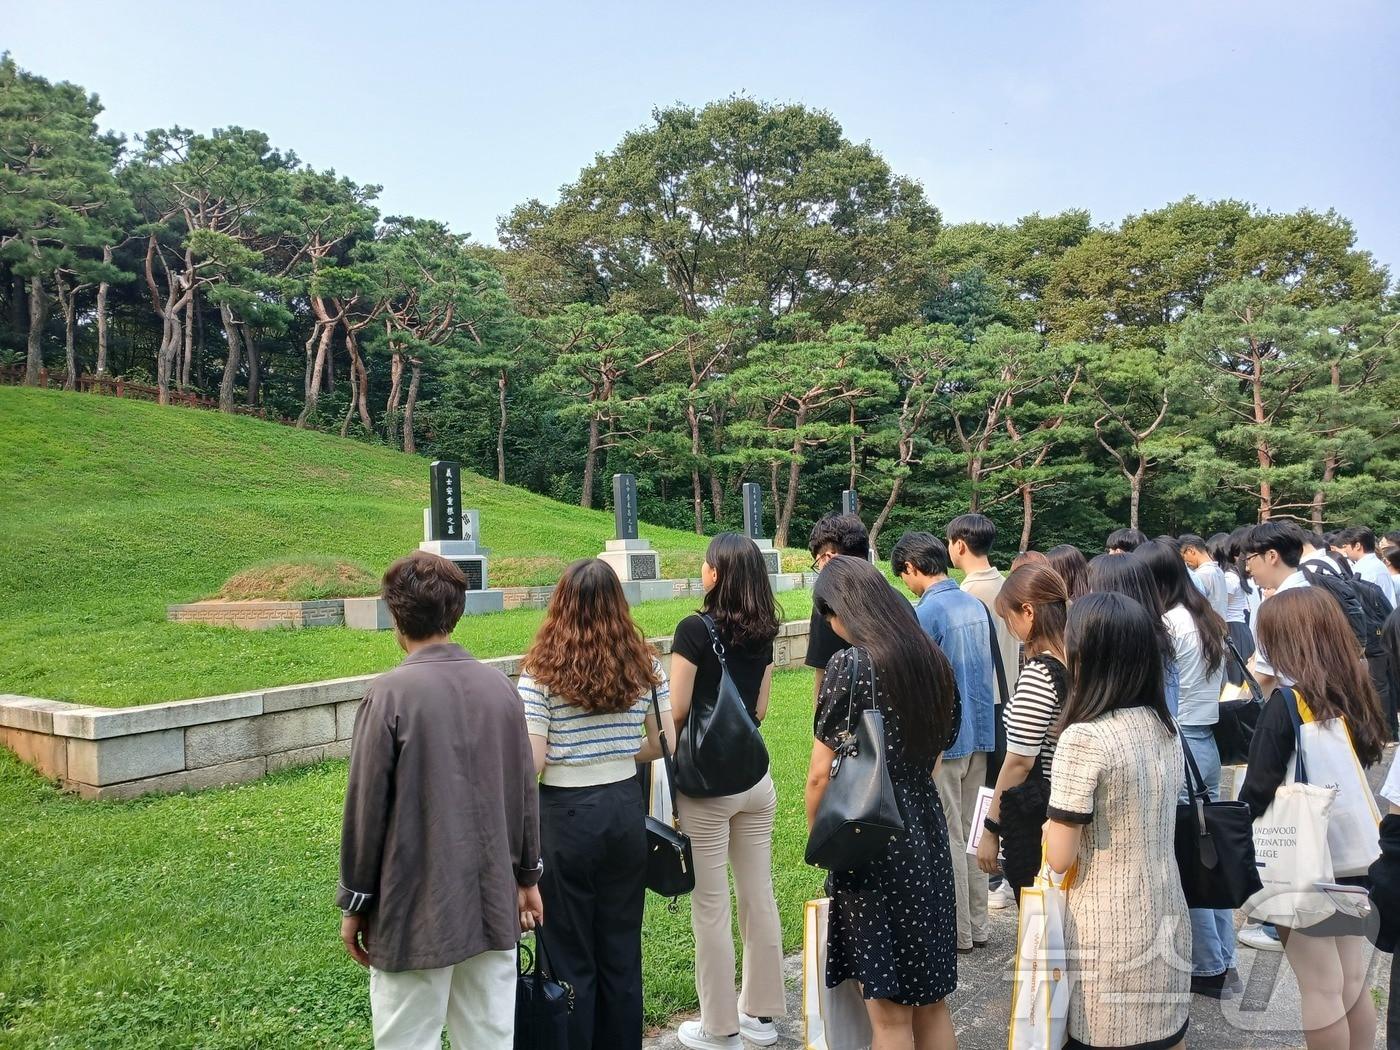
[
  {"xmin": 1244, "ymin": 551, "xmax": 1264, "ymax": 563},
  {"xmin": 811, "ymin": 551, "xmax": 836, "ymax": 572}
]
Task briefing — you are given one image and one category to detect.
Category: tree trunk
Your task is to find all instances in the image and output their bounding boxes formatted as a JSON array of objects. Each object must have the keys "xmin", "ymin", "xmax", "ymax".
[
  {"xmin": 1129, "ymin": 464, "xmax": 1144, "ymax": 531},
  {"xmin": 967, "ymin": 453, "xmax": 984, "ymax": 513},
  {"xmin": 709, "ymin": 471, "xmax": 724, "ymax": 523},
  {"xmin": 324, "ymin": 342, "xmax": 335, "ymax": 393},
  {"xmin": 297, "ymin": 321, "xmax": 335, "ymax": 427},
  {"xmin": 195, "ymin": 294, "xmax": 207, "ymax": 390},
  {"xmin": 59, "ymin": 278, "xmax": 77, "ymax": 389},
  {"xmin": 775, "ymin": 414, "xmax": 805, "ymax": 550},
  {"xmin": 384, "ymin": 349, "xmax": 404, "ymax": 445},
  {"xmin": 402, "ymin": 359, "xmax": 422, "ymax": 453},
  {"xmin": 243, "ymin": 326, "xmax": 260, "ymax": 408},
  {"xmin": 179, "ymin": 290, "xmax": 194, "ymax": 391},
  {"xmin": 688, "ymin": 407, "xmax": 704, "ymax": 533},
  {"xmin": 581, "ymin": 412, "xmax": 600, "ymax": 509},
  {"xmin": 869, "ymin": 475, "xmax": 905, "ymax": 551},
  {"xmin": 1019, "ymin": 484, "xmax": 1034, "ymax": 552},
  {"xmin": 497, "ymin": 368, "xmax": 508, "ymax": 484},
  {"xmin": 848, "ymin": 403, "xmax": 858, "ymax": 489},
  {"xmin": 345, "ymin": 329, "xmax": 370, "ymax": 430},
  {"xmin": 25, "ymin": 272, "xmax": 46, "ymax": 385},
  {"xmin": 95, "ymin": 246, "xmax": 111, "ymax": 375},
  {"xmin": 217, "ymin": 303, "xmax": 241, "ymax": 413}
]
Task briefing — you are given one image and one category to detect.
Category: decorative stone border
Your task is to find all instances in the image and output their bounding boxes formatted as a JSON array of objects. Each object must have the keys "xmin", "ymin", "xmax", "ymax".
[
  {"xmin": 0, "ymin": 620, "xmax": 813, "ymax": 800},
  {"xmin": 168, "ymin": 599, "xmax": 346, "ymax": 629}
]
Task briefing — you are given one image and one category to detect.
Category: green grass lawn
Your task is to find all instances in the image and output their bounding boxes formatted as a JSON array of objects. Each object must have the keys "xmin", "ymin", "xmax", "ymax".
[
  {"xmin": 0, "ymin": 387, "xmax": 808, "ymax": 706},
  {"xmin": 0, "ymin": 669, "xmax": 826, "ymax": 1049}
]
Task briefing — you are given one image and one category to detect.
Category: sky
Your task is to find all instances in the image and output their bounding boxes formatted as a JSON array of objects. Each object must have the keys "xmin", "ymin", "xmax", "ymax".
[{"xmin": 8, "ymin": 0, "xmax": 1400, "ymax": 275}]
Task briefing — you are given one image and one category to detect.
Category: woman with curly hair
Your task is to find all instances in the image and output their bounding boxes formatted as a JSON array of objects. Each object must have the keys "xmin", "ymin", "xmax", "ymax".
[{"xmin": 517, "ymin": 559, "xmax": 677, "ymax": 1050}]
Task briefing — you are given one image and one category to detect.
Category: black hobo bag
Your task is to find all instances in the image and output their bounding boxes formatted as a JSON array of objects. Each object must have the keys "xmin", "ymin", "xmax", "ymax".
[
  {"xmin": 1174, "ymin": 733, "xmax": 1262, "ymax": 909},
  {"xmin": 675, "ymin": 615, "xmax": 770, "ymax": 798},
  {"xmin": 805, "ymin": 648, "xmax": 905, "ymax": 870},
  {"xmin": 1214, "ymin": 636, "xmax": 1264, "ymax": 766},
  {"xmin": 515, "ymin": 927, "xmax": 573, "ymax": 1050},
  {"xmin": 644, "ymin": 686, "xmax": 695, "ymax": 899}
]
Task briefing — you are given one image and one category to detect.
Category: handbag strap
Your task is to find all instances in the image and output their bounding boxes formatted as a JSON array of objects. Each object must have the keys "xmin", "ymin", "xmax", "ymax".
[
  {"xmin": 844, "ymin": 646, "xmax": 878, "ymax": 736},
  {"xmin": 699, "ymin": 613, "xmax": 729, "ymax": 667},
  {"xmin": 1182, "ymin": 734, "xmax": 1210, "ymax": 801},
  {"xmin": 1280, "ymin": 685, "xmax": 1308, "ymax": 783},
  {"xmin": 647, "ymin": 685, "xmax": 681, "ymax": 823},
  {"xmin": 982, "ymin": 603, "xmax": 1009, "ymax": 705},
  {"xmin": 1224, "ymin": 635, "xmax": 1264, "ymax": 704}
]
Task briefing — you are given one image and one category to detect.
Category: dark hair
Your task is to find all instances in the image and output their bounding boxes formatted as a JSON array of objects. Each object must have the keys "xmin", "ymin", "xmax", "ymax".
[
  {"xmin": 1010, "ymin": 550, "xmax": 1048, "ymax": 571},
  {"xmin": 382, "ymin": 551, "xmax": 467, "ymax": 640},
  {"xmin": 1178, "ymin": 533, "xmax": 1209, "ymax": 554},
  {"xmin": 1383, "ymin": 530, "xmax": 1400, "ymax": 551},
  {"xmin": 1339, "ymin": 525, "xmax": 1378, "ymax": 553},
  {"xmin": 890, "ymin": 531, "xmax": 950, "ymax": 578},
  {"xmin": 1256, "ymin": 588, "xmax": 1387, "ymax": 766},
  {"xmin": 1105, "ymin": 527, "xmax": 1146, "ymax": 554},
  {"xmin": 1384, "ymin": 547, "xmax": 1400, "ymax": 573},
  {"xmin": 947, "ymin": 513, "xmax": 997, "ymax": 556},
  {"xmin": 1084, "ymin": 553, "xmax": 1176, "ymax": 670},
  {"xmin": 701, "ymin": 532, "xmax": 780, "ymax": 648},
  {"xmin": 808, "ymin": 512, "xmax": 869, "ymax": 559},
  {"xmin": 1046, "ymin": 544, "xmax": 1089, "ymax": 600},
  {"xmin": 994, "ymin": 563, "xmax": 1070, "ymax": 659},
  {"xmin": 1227, "ymin": 525, "xmax": 1255, "ymax": 595},
  {"xmin": 812, "ymin": 556, "xmax": 956, "ymax": 763},
  {"xmin": 523, "ymin": 559, "xmax": 661, "ymax": 713},
  {"xmin": 1136, "ymin": 539, "xmax": 1225, "ymax": 674},
  {"xmin": 1060, "ymin": 593, "xmax": 1174, "ymax": 734},
  {"xmin": 1244, "ymin": 520, "xmax": 1304, "ymax": 568}
]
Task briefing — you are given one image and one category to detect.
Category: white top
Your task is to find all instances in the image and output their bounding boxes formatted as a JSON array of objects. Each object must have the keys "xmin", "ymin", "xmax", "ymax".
[
  {"xmin": 519, "ymin": 659, "xmax": 671, "ymax": 787},
  {"xmin": 1354, "ymin": 553, "xmax": 1398, "ymax": 609},
  {"xmin": 1191, "ymin": 562, "xmax": 1229, "ymax": 620},
  {"xmin": 1251, "ymin": 571, "xmax": 1310, "ymax": 679},
  {"xmin": 1223, "ymin": 569, "xmax": 1249, "ymax": 624},
  {"xmin": 1163, "ymin": 605, "xmax": 1224, "ymax": 727},
  {"xmin": 1301, "ymin": 549, "xmax": 1343, "ymax": 573},
  {"xmin": 1381, "ymin": 748, "xmax": 1400, "ymax": 810}
]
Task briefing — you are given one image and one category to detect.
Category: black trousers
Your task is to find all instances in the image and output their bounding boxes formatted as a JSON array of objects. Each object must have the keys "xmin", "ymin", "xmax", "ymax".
[
  {"xmin": 1367, "ymin": 653, "xmax": 1397, "ymax": 742},
  {"xmin": 540, "ymin": 777, "xmax": 647, "ymax": 1050}
]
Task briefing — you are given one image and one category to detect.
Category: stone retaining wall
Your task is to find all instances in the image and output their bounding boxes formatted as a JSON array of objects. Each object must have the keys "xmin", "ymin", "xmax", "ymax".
[{"xmin": 0, "ymin": 619, "xmax": 812, "ymax": 800}]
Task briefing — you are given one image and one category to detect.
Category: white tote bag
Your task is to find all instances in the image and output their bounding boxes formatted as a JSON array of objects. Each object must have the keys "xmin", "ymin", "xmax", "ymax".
[
  {"xmin": 802, "ymin": 898, "xmax": 871, "ymax": 1050},
  {"xmin": 1008, "ymin": 871, "xmax": 1072, "ymax": 1050},
  {"xmin": 1290, "ymin": 708, "xmax": 1380, "ymax": 877}
]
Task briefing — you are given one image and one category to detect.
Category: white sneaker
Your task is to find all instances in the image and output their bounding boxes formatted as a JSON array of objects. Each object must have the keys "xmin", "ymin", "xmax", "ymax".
[
  {"xmin": 1237, "ymin": 922, "xmax": 1283, "ymax": 952},
  {"xmin": 678, "ymin": 1020, "xmax": 741, "ymax": 1049},
  {"xmin": 988, "ymin": 881, "xmax": 1016, "ymax": 910},
  {"xmin": 739, "ymin": 1012, "xmax": 779, "ymax": 1046}
]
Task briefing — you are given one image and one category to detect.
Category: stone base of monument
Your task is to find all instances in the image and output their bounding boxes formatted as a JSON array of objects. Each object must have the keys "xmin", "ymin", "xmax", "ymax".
[
  {"xmin": 752, "ymin": 538, "xmax": 782, "ymax": 576},
  {"xmin": 418, "ymin": 539, "xmax": 490, "ymax": 591},
  {"xmin": 619, "ymin": 579, "xmax": 678, "ymax": 605},
  {"xmin": 343, "ymin": 592, "xmax": 504, "ymax": 630},
  {"xmin": 598, "ymin": 539, "xmax": 661, "ymax": 584},
  {"xmin": 463, "ymin": 590, "xmax": 505, "ymax": 615}
]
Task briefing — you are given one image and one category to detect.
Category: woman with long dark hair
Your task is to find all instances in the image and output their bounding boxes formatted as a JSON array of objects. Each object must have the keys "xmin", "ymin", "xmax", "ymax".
[
  {"xmin": 1137, "ymin": 538, "xmax": 1235, "ymax": 996},
  {"xmin": 804, "ymin": 556, "xmax": 960, "ymax": 1050},
  {"xmin": 1085, "ymin": 553, "xmax": 1181, "ymax": 716},
  {"xmin": 1045, "ymin": 593, "xmax": 1189, "ymax": 1050},
  {"xmin": 1047, "ymin": 543, "xmax": 1090, "ymax": 600},
  {"xmin": 669, "ymin": 534, "xmax": 785, "ymax": 1050},
  {"xmin": 1209, "ymin": 531, "xmax": 1255, "ymax": 684},
  {"xmin": 976, "ymin": 565, "xmax": 1070, "ymax": 898},
  {"xmin": 1239, "ymin": 587, "xmax": 1386, "ymax": 1050},
  {"xmin": 517, "ymin": 560, "xmax": 675, "ymax": 1050}
]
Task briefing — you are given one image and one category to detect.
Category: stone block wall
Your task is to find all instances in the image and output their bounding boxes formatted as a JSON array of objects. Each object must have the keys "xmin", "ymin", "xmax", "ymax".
[
  {"xmin": 0, "ymin": 620, "xmax": 812, "ymax": 800},
  {"xmin": 167, "ymin": 600, "xmax": 346, "ymax": 629}
]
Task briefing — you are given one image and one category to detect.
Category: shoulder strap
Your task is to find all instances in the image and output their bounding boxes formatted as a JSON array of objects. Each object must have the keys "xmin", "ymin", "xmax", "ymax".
[
  {"xmin": 647, "ymin": 685, "xmax": 680, "ymax": 823},
  {"xmin": 982, "ymin": 602, "xmax": 1009, "ymax": 704},
  {"xmin": 1280, "ymin": 685, "xmax": 1308, "ymax": 783},
  {"xmin": 698, "ymin": 613, "xmax": 729, "ymax": 669},
  {"xmin": 1224, "ymin": 636, "xmax": 1264, "ymax": 704}
]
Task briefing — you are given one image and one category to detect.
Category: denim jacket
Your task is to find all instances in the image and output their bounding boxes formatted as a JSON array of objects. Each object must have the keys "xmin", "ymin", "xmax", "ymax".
[{"xmin": 914, "ymin": 579, "xmax": 996, "ymax": 758}]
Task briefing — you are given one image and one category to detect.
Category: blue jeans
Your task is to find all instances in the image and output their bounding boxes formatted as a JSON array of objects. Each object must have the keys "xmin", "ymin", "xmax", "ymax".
[{"xmin": 1180, "ymin": 724, "xmax": 1237, "ymax": 977}]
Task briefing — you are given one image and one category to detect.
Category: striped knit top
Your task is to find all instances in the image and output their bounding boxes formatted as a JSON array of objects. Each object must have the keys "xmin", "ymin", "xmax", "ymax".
[
  {"xmin": 1003, "ymin": 653, "xmax": 1068, "ymax": 776},
  {"xmin": 518, "ymin": 659, "xmax": 671, "ymax": 787}
]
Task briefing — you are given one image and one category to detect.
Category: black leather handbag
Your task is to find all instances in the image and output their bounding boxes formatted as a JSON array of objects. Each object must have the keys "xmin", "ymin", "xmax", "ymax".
[
  {"xmin": 1174, "ymin": 736, "xmax": 1262, "ymax": 909},
  {"xmin": 805, "ymin": 647, "xmax": 905, "ymax": 870},
  {"xmin": 515, "ymin": 927, "xmax": 573, "ymax": 1050},
  {"xmin": 644, "ymin": 686, "xmax": 695, "ymax": 899},
  {"xmin": 1214, "ymin": 636, "xmax": 1264, "ymax": 766},
  {"xmin": 675, "ymin": 615, "xmax": 770, "ymax": 798}
]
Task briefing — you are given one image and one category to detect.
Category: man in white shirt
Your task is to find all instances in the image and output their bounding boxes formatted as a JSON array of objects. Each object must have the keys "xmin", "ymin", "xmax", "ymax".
[
  {"xmin": 1180, "ymin": 534, "xmax": 1229, "ymax": 619},
  {"xmin": 1301, "ymin": 532, "xmax": 1345, "ymax": 573},
  {"xmin": 1339, "ymin": 525, "xmax": 1398, "ymax": 609},
  {"xmin": 1242, "ymin": 521, "xmax": 1309, "ymax": 691}
]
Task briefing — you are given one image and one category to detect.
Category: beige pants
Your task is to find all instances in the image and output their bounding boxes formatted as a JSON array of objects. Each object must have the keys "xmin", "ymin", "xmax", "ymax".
[
  {"xmin": 368, "ymin": 948, "xmax": 515, "ymax": 1049},
  {"xmin": 934, "ymin": 751, "xmax": 989, "ymax": 950},
  {"xmin": 677, "ymin": 772, "xmax": 787, "ymax": 1035}
]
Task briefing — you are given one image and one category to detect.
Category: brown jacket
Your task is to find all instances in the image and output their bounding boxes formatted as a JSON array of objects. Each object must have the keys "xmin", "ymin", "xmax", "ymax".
[{"xmin": 337, "ymin": 642, "xmax": 541, "ymax": 972}]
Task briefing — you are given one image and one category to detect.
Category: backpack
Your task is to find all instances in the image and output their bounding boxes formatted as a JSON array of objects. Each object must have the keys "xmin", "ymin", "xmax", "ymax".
[{"xmin": 1299, "ymin": 560, "xmax": 1386, "ymax": 658}]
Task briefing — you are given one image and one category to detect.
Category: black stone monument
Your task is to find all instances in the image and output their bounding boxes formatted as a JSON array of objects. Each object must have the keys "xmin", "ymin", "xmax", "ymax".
[
  {"xmin": 612, "ymin": 473, "xmax": 639, "ymax": 541},
  {"xmin": 742, "ymin": 482, "xmax": 764, "ymax": 539},
  {"xmin": 429, "ymin": 460, "xmax": 463, "ymax": 541}
]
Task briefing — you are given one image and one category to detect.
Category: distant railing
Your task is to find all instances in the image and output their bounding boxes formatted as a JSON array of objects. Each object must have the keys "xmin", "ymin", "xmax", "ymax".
[{"xmin": 0, "ymin": 366, "xmax": 292, "ymax": 423}]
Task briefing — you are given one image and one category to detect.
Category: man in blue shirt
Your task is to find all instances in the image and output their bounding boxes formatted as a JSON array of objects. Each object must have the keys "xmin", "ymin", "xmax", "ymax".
[{"xmin": 892, "ymin": 531, "xmax": 997, "ymax": 954}]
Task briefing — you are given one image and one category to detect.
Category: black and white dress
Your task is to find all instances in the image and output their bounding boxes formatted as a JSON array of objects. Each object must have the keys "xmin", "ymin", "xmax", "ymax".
[{"xmin": 814, "ymin": 646, "xmax": 960, "ymax": 1005}]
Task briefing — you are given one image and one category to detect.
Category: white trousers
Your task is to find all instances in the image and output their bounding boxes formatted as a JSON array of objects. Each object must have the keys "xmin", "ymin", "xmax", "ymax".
[{"xmin": 369, "ymin": 948, "xmax": 515, "ymax": 1050}]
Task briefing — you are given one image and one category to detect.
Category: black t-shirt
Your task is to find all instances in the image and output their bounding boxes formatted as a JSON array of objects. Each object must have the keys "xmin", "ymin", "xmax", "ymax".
[
  {"xmin": 672, "ymin": 613, "xmax": 775, "ymax": 724},
  {"xmin": 805, "ymin": 609, "xmax": 846, "ymax": 671}
]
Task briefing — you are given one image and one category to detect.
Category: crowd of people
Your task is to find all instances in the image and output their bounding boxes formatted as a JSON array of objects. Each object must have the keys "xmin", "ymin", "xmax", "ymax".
[{"xmin": 333, "ymin": 513, "xmax": 1400, "ymax": 1050}]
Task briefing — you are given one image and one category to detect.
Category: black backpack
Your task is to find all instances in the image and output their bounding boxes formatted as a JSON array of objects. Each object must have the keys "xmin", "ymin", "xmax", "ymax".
[{"xmin": 1299, "ymin": 560, "xmax": 1386, "ymax": 658}]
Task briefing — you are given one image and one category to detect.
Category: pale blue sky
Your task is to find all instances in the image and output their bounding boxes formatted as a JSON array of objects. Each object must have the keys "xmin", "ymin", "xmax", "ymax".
[{"xmin": 9, "ymin": 0, "xmax": 1399, "ymax": 275}]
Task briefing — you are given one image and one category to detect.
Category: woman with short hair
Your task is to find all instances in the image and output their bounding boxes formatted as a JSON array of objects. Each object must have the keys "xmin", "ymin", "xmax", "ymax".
[{"xmin": 518, "ymin": 559, "xmax": 676, "ymax": 1050}]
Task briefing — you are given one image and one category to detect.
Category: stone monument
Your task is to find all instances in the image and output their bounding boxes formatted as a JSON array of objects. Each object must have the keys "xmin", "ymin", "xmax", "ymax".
[
  {"xmin": 742, "ymin": 482, "xmax": 782, "ymax": 576},
  {"xmin": 839, "ymin": 487, "xmax": 879, "ymax": 564},
  {"xmin": 598, "ymin": 474, "xmax": 670, "ymax": 602}
]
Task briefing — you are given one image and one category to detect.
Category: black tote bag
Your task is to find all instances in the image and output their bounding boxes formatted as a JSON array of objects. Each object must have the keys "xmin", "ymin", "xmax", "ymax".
[
  {"xmin": 1214, "ymin": 636, "xmax": 1264, "ymax": 766},
  {"xmin": 675, "ymin": 615, "xmax": 770, "ymax": 798},
  {"xmin": 644, "ymin": 686, "xmax": 695, "ymax": 899},
  {"xmin": 515, "ymin": 927, "xmax": 573, "ymax": 1050},
  {"xmin": 1174, "ymin": 735, "xmax": 1262, "ymax": 909},
  {"xmin": 805, "ymin": 648, "xmax": 905, "ymax": 870}
]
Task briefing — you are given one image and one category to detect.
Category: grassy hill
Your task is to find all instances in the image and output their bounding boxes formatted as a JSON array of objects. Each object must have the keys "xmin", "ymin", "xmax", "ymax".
[{"xmin": 0, "ymin": 387, "xmax": 809, "ymax": 706}]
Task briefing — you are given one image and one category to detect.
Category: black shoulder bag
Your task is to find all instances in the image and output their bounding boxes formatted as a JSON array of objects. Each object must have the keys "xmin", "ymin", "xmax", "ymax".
[
  {"xmin": 805, "ymin": 648, "xmax": 905, "ymax": 870},
  {"xmin": 644, "ymin": 686, "xmax": 695, "ymax": 899},
  {"xmin": 515, "ymin": 925, "xmax": 573, "ymax": 1050},
  {"xmin": 1214, "ymin": 635, "xmax": 1264, "ymax": 766},
  {"xmin": 1173, "ymin": 733, "xmax": 1262, "ymax": 909},
  {"xmin": 675, "ymin": 615, "xmax": 770, "ymax": 798}
]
